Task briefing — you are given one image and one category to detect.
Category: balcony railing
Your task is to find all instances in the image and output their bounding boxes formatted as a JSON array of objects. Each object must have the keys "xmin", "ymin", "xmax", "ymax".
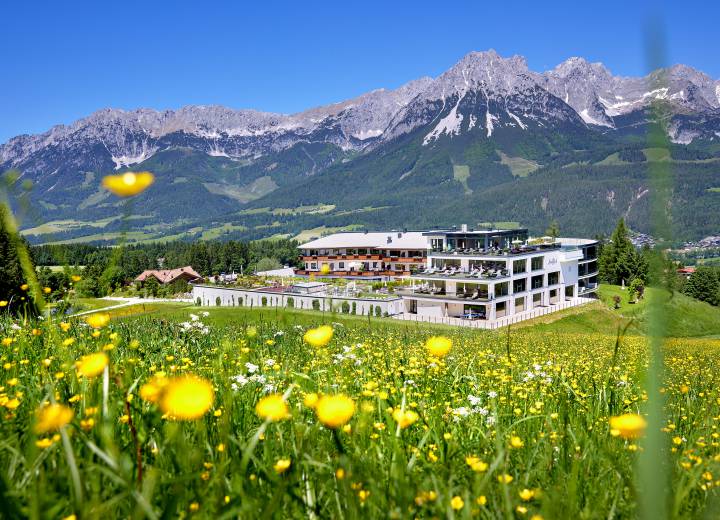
[
  {"xmin": 411, "ymin": 267, "xmax": 510, "ymax": 281},
  {"xmin": 430, "ymin": 243, "xmax": 560, "ymax": 257},
  {"xmin": 397, "ymin": 287, "xmax": 490, "ymax": 302}
]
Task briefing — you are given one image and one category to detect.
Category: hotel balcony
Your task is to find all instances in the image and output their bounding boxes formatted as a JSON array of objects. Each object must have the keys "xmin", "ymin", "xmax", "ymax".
[
  {"xmin": 430, "ymin": 243, "xmax": 561, "ymax": 258},
  {"xmin": 410, "ymin": 266, "xmax": 511, "ymax": 282},
  {"xmin": 397, "ymin": 286, "xmax": 491, "ymax": 303},
  {"xmin": 294, "ymin": 269, "xmax": 411, "ymax": 277}
]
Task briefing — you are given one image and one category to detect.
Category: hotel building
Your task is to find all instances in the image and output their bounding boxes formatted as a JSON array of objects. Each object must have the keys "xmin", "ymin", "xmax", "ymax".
[
  {"xmin": 296, "ymin": 225, "xmax": 599, "ymax": 322},
  {"xmin": 397, "ymin": 226, "xmax": 598, "ymax": 321},
  {"xmin": 296, "ymin": 231, "xmax": 430, "ymax": 278}
]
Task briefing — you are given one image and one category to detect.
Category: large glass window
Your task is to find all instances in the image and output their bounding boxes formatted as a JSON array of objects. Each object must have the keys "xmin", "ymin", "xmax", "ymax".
[
  {"xmin": 513, "ymin": 278, "xmax": 526, "ymax": 293},
  {"xmin": 495, "ymin": 282, "xmax": 509, "ymax": 297},
  {"xmin": 513, "ymin": 259, "xmax": 527, "ymax": 274},
  {"xmin": 547, "ymin": 271, "xmax": 559, "ymax": 285},
  {"xmin": 531, "ymin": 256, "xmax": 544, "ymax": 271},
  {"xmin": 531, "ymin": 275, "xmax": 544, "ymax": 289}
]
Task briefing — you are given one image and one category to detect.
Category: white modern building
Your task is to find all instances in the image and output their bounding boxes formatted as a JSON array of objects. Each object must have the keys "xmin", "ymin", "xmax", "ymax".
[{"xmin": 397, "ymin": 226, "xmax": 598, "ymax": 321}]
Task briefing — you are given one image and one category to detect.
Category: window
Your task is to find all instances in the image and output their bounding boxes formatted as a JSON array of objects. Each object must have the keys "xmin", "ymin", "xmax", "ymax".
[
  {"xmin": 515, "ymin": 297, "xmax": 525, "ymax": 312},
  {"xmin": 513, "ymin": 278, "xmax": 526, "ymax": 293},
  {"xmin": 531, "ymin": 256, "xmax": 544, "ymax": 271},
  {"xmin": 531, "ymin": 275, "xmax": 544, "ymax": 289},
  {"xmin": 533, "ymin": 293, "xmax": 542, "ymax": 306},
  {"xmin": 310, "ymin": 263, "xmax": 317, "ymax": 270},
  {"xmin": 495, "ymin": 282, "xmax": 509, "ymax": 297},
  {"xmin": 513, "ymin": 259, "xmax": 526, "ymax": 274},
  {"xmin": 495, "ymin": 301, "xmax": 507, "ymax": 318},
  {"xmin": 547, "ymin": 271, "xmax": 559, "ymax": 285},
  {"xmin": 339, "ymin": 262, "xmax": 345, "ymax": 269}
]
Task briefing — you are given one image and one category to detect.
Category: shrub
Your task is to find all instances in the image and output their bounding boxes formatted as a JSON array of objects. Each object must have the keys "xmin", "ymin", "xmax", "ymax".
[
  {"xmin": 215, "ymin": 296, "xmax": 221, "ymax": 306},
  {"xmin": 261, "ymin": 297, "xmax": 268, "ymax": 307},
  {"xmin": 374, "ymin": 306, "xmax": 382, "ymax": 317},
  {"xmin": 286, "ymin": 297, "xmax": 294, "ymax": 308},
  {"xmin": 341, "ymin": 301, "xmax": 350, "ymax": 314},
  {"xmin": 312, "ymin": 299, "xmax": 320, "ymax": 311},
  {"xmin": 351, "ymin": 302, "xmax": 357, "ymax": 315}
]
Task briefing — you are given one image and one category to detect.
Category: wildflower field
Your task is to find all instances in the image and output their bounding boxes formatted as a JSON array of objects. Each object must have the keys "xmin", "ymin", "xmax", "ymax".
[{"xmin": 2, "ymin": 308, "xmax": 720, "ymax": 519}]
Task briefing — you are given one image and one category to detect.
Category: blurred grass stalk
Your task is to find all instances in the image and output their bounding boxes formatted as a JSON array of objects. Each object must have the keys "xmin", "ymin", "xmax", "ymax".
[{"xmin": 639, "ymin": 16, "xmax": 671, "ymax": 520}]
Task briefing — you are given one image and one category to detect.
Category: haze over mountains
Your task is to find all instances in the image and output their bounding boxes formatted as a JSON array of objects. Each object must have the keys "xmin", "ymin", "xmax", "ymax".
[{"xmin": 2, "ymin": 50, "xmax": 720, "ymax": 245}]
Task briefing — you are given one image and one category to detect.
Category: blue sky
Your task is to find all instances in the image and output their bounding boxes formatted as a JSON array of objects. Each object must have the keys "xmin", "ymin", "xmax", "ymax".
[{"xmin": 1, "ymin": 0, "xmax": 718, "ymax": 143}]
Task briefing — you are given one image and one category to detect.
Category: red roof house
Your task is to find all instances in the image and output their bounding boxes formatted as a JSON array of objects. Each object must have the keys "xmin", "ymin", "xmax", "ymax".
[{"xmin": 134, "ymin": 266, "xmax": 202, "ymax": 284}]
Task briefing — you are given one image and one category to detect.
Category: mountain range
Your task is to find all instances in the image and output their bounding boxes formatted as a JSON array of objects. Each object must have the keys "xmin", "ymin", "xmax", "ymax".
[{"xmin": 2, "ymin": 49, "xmax": 720, "ymax": 245}]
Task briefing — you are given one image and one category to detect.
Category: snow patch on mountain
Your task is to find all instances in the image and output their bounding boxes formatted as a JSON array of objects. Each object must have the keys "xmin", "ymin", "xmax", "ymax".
[
  {"xmin": 423, "ymin": 96, "xmax": 464, "ymax": 144},
  {"xmin": 579, "ymin": 109, "xmax": 612, "ymax": 127}
]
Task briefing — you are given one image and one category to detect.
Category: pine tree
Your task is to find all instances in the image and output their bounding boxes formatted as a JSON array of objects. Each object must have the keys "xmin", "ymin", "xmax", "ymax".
[
  {"xmin": 546, "ymin": 220, "xmax": 560, "ymax": 240},
  {"xmin": 598, "ymin": 218, "xmax": 647, "ymax": 285}
]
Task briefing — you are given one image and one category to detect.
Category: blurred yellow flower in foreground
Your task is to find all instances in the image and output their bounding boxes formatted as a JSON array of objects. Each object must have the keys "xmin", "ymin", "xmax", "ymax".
[
  {"xmin": 274, "ymin": 458, "xmax": 291, "ymax": 474},
  {"xmin": 465, "ymin": 456, "xmax": 488, "ymax": 472},
  {"xmin": 255, "ymin": 394, "xmax": 289, "ymax": 421},
  {"xmin": 451, "ymin": 496, "xmax": 464, "ymax": 510},
  {"xmin": 102, "ymin": 171, "xmax": 154, "ymax": 197},
  {"xmin": 319, "ymin": 263, "xmax": 331, "ymax": 275},
  {"xmin": 20, "ymin": 284, "xmax": 29, "ymax": 291},
  {"xmin": 85, "ymin": 313, "xmax": 110, "ymax": 329},
  {"xmin": 0, "ymin": 300, "xmax": 7, "ymax": 307},
  {"xmin": 609, "ymin": 413, "xmax": 647, "ymax": 439},
  {"xmin": 425, "ymin": 336, "xmax": 452, "ymax": 357},
  {"xmin": 315, "ymin": 394, "xmax": 355, "ymax": 428},
  {"xmin": 140, "ymin": 375, "xmax": 168, "ymax": 403},
  {"xmin": 35, "ymin": 404, "xmax": 74, "ymax": 433},
  {"xmin": 303, "ymin": 325, "xmax": 333, "ymax": 348},
  {"xmin": 392, "ymin": 408, "xmax": 419, "ymax": 429},
  {"xmin": 71, "ymin": 275, "xmax": 82, "ymax": 282},
  {"xmin": 160, "ymin": 375, "xmax": 214, "ymax": 420},
  {"xmin": 76, "ymin": 352, "xmax": 108, "ymax": 378}
]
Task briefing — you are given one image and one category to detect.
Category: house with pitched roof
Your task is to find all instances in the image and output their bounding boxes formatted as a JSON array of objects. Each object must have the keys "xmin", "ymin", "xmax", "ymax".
[{"xmin": 134, "ymin": 266, "xmax": 202, "ymax": 285}]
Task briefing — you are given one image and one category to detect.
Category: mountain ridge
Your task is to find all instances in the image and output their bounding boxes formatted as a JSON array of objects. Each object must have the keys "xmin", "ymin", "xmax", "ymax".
[{"xmin": 2, "ymin": 49, "xmax": 720, "ymax": 244}]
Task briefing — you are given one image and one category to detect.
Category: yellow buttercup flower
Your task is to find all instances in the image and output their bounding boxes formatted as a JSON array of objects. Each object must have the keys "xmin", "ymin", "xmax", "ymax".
[
  {"xmin": 35, "ymin": 404, "xmax": 74, "ymax": 433},
  {"xmin": 509, "ymin": 435, "xmax": 525, "ymax": 448},
  {"xmin": 392, "ymin": 408, "xmax": 419, "ymax": 429},
  {"xmin": 425, "ymin": 336, "xmax": 452, "ymax": 357},
  {"xmin": 315, "ymin": 394, "xmax": 355, "ymax": 428},
  {"xmin": 102, "ymin": 171, "xmax": 154, "ymax": 197},
  {"xmin": 451, "ymin": 496, "xmax": 464, "ymax": 510},
  {"xmin": 85, "ymin": 313, "xmax": 110, "ymax": 329},
  {"xmin": 59, "ymin": 322, "xmax": 71, "ymax": 332},
  {"xmin": 71, "ymin": 275, "xmax": 82, "ymax": 282},
  {"xmin": 76, "ymin": 352, "xmax": 109, "ymax": 378},
  {"xmin": 0, "ymin": 300, "xmax": 8, "ymax": 307},
  {"xmin": 303, "ymin": 392, "xmax": 319, "ymax": 408},
  {"xmin": 255, "ymin": 394, "xmax": 290, "ymax": 421},
  {"xmin": 43, "ymin": 287, "xmax": 52, "ymax": 294},
  {"xmin": 609, "ymin": 413, "xmax": 647, "ymax": 439},
  {"xmin": 465, "ymin": 456, "xmax": 488, "ymax": 472},
  {"xmin": 274, "ymin": 458, "xmax": 291, "ymax": 474},
  {"xmin": 498, "ymin": 474, "xmax": 514, "ymax": 484},
  {"xmin": 20, "ymin": 284, "xmax": 29, "ymax": 291},
  {"xmin": 159, "ymin": 375, "xmax": 214, "ymax": 420},
  {"xmin": 303, "ymin": 325, "xmax": 334, "ymax": 348},
  {"xmin": 519, "ymin": 488, "xmax": 535, "ymax": 501},
  {"xmin": 140, "ymin": 375, "xmax": 168, "ymax": 403}
]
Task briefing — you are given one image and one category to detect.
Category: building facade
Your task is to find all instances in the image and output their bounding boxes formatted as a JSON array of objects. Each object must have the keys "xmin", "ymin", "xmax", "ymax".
[
  {"xmin": 296, "ymin": 231, "xmax": 429, "ymax": 278},
  {"xmin": 397, "ymin": 227, "xmax": 599, "ymax": 321}
]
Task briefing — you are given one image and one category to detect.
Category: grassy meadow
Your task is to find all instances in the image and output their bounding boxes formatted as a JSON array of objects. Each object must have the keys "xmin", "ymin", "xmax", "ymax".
[{"xmin": 2, "ymin": 285, "xmax": 720, "ymax": 519}]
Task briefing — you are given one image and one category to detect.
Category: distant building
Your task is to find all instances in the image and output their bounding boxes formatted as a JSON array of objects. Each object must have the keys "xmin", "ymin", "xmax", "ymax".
[
  {"xmin": 677, "ymin": 267, "xmax": 696, "ymax": 278},
  {"xmin": 135, "ymin": 266, "xmax": 202, "ymax": 285}
]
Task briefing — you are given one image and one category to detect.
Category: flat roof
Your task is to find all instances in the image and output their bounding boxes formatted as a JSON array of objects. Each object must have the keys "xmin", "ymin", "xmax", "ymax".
[
  {"xmin": 299, "ymin": 231, "xmax": 429, "ymax": 250},
  {"xmin": 292, "ymin": 282, "xmax": 327, "ymax": 288},
  {"xmin": 423, "ymin": 228, "xmax": 527, "ymax": 236}
]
